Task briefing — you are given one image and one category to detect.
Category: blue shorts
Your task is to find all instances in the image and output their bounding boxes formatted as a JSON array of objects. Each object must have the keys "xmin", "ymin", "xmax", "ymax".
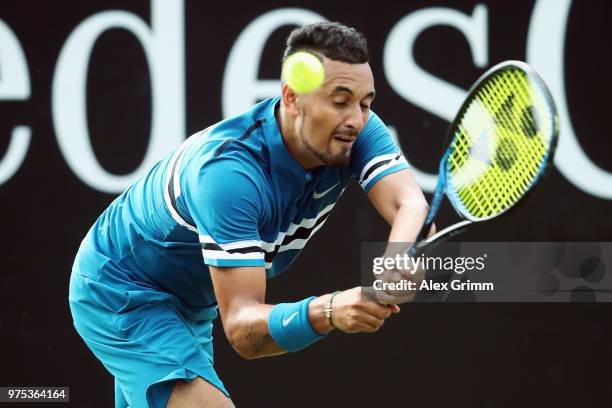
[{"xmin": 68, "ymin": 271, "xmax": 229, "ymax": 408}]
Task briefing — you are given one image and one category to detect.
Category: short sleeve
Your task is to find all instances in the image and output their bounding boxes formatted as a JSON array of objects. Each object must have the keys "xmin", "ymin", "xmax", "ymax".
[
  {"xmin": 349, "ymin": 111, "xmax": 409, "ymax": 193},
  {"xmin": 183, "ymin": 157, "xmax": 266, "ymax": 268}
]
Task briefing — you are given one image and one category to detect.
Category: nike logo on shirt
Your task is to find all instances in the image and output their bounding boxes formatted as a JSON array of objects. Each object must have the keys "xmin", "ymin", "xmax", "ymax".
[
  {"xmin": 313, "ymin": 182, "xmax": 340, "ymax": 199},
  {"xmin": 282, "ymin": 311, "xmax": 299, "ymax": 327}
]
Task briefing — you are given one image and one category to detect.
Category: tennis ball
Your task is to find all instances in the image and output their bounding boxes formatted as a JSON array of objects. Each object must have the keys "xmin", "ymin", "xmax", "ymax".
[{"xmin": 282, "ymin": 51, "xmax": 325, "ymax": 94}]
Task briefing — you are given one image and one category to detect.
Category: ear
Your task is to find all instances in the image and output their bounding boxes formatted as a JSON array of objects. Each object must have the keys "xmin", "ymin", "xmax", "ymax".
[{"xmin": 281, "ymin": 83, "xmax": 300, "ymax": 116}]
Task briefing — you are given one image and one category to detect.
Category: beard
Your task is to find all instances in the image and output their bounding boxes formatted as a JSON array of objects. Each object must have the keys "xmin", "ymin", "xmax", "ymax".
[{"xmin": 299, "ymin": 114, "xmax": 355, "ymax": 168}]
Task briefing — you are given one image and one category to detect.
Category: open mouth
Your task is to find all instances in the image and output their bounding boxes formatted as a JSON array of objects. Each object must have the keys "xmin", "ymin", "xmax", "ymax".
[{"xmin": 333, "ymin": 134, "xmax": 356, "ymax": 144}]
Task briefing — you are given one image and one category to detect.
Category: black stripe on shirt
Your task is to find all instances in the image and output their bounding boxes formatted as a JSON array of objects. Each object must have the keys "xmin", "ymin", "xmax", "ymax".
[
  {"xmin": 360, "ymin": 154, "xmax": 400, "ymax": 184},
  {"xmin": 263, "ymin": 211, "xmax": 332, "ymax": 263},
  {"xmin": 201, "ymin": 243, "xmax": 263, "ymax": 254},
  {"xmin": 214, "ymin": 119, "xmax": 265, "ymax": 158},
  {"xmin": 168, "ymin": 146, "xmax": 196, "ymax": 228}
]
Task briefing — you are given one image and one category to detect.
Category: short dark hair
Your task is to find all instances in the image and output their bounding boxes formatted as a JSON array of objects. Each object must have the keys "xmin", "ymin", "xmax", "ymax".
[{"xmin": 283, "ymin": 22, "xmax": 369, "ymax": 64}]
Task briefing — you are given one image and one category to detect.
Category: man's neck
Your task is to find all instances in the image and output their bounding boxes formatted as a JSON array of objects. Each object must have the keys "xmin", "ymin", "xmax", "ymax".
[{"xmin": 275, "ymin": 102, "xmax": 321, "ymax": 170}]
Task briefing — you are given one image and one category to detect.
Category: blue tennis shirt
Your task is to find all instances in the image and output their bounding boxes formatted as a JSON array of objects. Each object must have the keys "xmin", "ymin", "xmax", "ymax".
[{"xmin": 73, "ymin": 97, "xmax": 408, "ymax": 308}]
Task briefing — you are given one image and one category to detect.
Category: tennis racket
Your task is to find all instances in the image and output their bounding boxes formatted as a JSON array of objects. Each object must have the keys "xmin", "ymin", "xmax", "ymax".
[{"xmin": 413, "ymin": 60, "xmax": 559, "ymax": 253}]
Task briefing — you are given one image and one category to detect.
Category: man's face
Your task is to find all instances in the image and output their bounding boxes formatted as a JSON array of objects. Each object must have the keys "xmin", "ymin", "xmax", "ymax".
[{"xmin": 294, "ymin": 57, "xmax": 375, "ymax": 167}]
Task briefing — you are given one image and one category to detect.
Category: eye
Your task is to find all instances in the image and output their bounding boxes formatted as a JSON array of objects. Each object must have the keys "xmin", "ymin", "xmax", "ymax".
[
  {"xmin": 360, "ymin": 104, "xmax": 370, "ymax": 111},
  {"xmin": 333, "ymin": 100, "xmax": 348, "ymax": 107}
]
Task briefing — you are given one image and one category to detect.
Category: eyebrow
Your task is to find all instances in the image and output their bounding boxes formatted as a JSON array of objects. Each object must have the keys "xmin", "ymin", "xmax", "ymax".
[{"xmin": 331, "ymin": 86, "xmax": 376, "ymax": 100}]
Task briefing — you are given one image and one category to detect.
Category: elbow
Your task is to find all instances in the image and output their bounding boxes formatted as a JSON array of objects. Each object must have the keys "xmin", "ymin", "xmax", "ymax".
[
  {"xmin": 234, "ymin": 346, "xmax": 258, "ymax": 361},
  {"xmin": 226, "ymin": 323, "xmax": 259, "ymax": 360},
  {"xmin": 398, "ymin": 196, "xmax": 429, "ymax": 214}
]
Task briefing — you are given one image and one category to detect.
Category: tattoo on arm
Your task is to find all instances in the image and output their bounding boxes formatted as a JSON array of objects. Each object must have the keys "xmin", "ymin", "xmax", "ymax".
[{"xmin": 245, "ymin": 321, "xmax": 271, "ymax": 354}]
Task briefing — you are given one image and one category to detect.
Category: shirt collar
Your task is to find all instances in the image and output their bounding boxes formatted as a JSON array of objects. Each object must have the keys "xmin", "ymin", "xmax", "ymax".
[{"xmin": 263, "ymin": 97, "xmax": 315, "ymax": 187}]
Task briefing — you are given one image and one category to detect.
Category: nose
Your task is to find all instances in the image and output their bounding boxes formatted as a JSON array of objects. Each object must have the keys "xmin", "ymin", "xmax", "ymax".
[{"xmin": 344, "ymin": 103, "xmax": 365, "ymax": 131}]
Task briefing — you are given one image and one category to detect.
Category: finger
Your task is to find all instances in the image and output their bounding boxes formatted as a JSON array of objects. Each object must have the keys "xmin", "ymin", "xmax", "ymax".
[
  {"xmin": 341, "ymin": 319, "xmax": 378, "ymax": 333},
  {"xmin": 352, "ymin": 320, "xmax": 382, "ymax": 333},
  {"xmin": 399, "ymin": 268, "xmax": 425, "ymax": 281},
  {"xmin": 358, "ymin": 294, "xmax": 394, "ymax": 316},
  {"xmin": 362, "ymin": 286, "xmax": 413, "ymax": 306},
  {"xmin": 352, "ymin": 312, "xmax": 385, "ymax": 330},
  {"xmin": 358, "ymin": 300, "xmax": 393, "ymax": 319},
  {"xmin": 362, "ymin": 286, "xmax": 395, "ymax": 307},
  {"xmin": 388, "ymin": 304, "xmax": 400, "ymax": 314},
  {"xmin": 374, "ymin": 290, "xmax": 414, "ymax": 305}
]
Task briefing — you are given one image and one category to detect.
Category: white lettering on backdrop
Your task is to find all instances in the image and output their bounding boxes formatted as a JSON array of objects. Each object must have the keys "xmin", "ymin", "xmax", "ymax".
[
  {"xmin": 0, "ymin": 0, "xmax": 609, "ymax": 198},
  {"xmin": 52, "ymin": 0, "xmax": 185, "ymax": 193},
  {"xmin": 0, "ymin": 19, "xmax": 31, "ymax": 185}
]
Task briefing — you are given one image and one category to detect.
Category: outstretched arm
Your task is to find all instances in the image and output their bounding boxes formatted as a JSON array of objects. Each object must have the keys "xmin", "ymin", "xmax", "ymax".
[
  {"xmin": 210, "ymin": 266, "xmax": 398, "ymax": 360},
  {"xmin": 367, "ymin": 168, "xmax": 435, "ymax": 242},
  {"xmin": 366, "ymin": 168, "xmax": 436, "ymax": 303}
]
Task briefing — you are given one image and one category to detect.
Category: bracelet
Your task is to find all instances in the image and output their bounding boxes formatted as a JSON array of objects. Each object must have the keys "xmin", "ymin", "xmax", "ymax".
[{"xmin": 324, "ymin": 291, "xmax": 341, "ymax": 329}]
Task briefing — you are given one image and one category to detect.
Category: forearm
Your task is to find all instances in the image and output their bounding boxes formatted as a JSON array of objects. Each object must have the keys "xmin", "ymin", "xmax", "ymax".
[
  {"xmin": 383, "ymin": 198, "xmax": 436, "ymax": 263},
  {"xmin": 369, "ymin": 199, "xmax": 432, "ymax": 304},
  {"xmin": 366, "ymin": 169, "xmax": 435, "ymax": 249},
  {"xmin": 227, "ymin": 295, "xmax": 334, "ymax": 359},
  {"xmin": 226, "ymin": 303, "xmax": 284, "ymax": 359},
  {"xmin": 382, "ymin": 200, "xmax": 433, "ymax": 263},
  {"xmin": 387, "ymin": 197, "xmax": 430, "ymax": 243}
]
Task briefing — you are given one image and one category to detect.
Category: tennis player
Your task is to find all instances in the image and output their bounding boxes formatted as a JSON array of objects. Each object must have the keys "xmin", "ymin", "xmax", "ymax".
[{"xmin": 69, "ymin": 22, "xmax": 432, "ymax": 407}]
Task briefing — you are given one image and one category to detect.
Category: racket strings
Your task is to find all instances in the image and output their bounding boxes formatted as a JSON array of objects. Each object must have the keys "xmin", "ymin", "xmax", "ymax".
[
  {"xmin": 447, "ymin": 68, "xmax": 553, "ymax": 219},
  {"xmin": 469, "ymin": 73, "xmax": 545, "ymax": 213},
  {"xmin": 484, "ymin": 74, "xmax": 544, "ymax": 200}
]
